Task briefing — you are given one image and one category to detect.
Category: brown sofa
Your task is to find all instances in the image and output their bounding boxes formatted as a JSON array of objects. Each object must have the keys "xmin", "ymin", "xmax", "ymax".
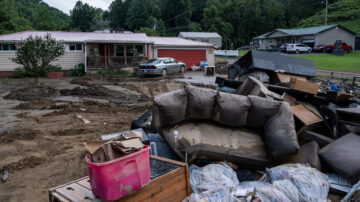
[{"xmin": 152, "ymin": 85, "xmax": 299, "ymax": 168}]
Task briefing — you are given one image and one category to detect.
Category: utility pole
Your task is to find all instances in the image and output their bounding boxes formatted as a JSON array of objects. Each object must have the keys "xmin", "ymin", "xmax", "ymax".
[{"xmin": 324, "ymin": 0, "xmax": 328, "ymax": 25}]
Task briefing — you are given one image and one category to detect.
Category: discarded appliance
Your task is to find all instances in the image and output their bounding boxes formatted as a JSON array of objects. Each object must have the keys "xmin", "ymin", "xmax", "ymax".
[
  {"xmin": 228, "ymin": 50, "xmax": 317, "ymax": 80},
  {"xmin": 152, "ymin": 85, "xmax": 299, "ymax": 168}
]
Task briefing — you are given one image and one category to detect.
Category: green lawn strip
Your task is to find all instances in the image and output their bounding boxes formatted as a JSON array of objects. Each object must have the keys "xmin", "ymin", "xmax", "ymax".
[
  {"xmin": 294, "ymin": 51, "xmax": 360, "ymax": 73},
  {"xmin": 238, "ymin": 50, "xmax": 248, "ymax": 56}
]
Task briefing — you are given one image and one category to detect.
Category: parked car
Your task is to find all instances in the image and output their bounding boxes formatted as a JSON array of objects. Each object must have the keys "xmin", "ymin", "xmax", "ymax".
[
  {"xmin": 138, "ymin": 57, "xmax": 186, "ymax": 76},
  {"xmin": 324, "ymin": 41, "xmax": 353, "ymax": 53},
  {"xmin": 313, "ymin": 44, "xmax": 325, "ymax": 52},
  {"xmin": 284, "ymin": 44, "xmax": 312, "ymax": 54},
  {"xmin": 280, "ymin": 43, "xmax": 289, "ymax": 52},
  {"xmin": 237, "ymin": 45, "xmax": 250, "ymax": 50}
]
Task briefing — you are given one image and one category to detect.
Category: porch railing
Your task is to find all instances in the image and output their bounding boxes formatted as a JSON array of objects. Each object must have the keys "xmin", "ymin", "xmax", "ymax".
[{"xmin": 87, "ymin": 56, "xmax": 146, "ymax": 69}]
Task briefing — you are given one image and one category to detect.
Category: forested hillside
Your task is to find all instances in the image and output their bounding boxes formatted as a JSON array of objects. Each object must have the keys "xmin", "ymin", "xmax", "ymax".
[
  {"xmin": 298, "ymin": 0, "xmax": 360, "ymax": 34},
  {"xmin": 1, "ymin": 0, "xmax": 358, "ymax": 48},
  {"xmin": 0, "ymin": 0, "xmax": 70, "ymax": 34}
]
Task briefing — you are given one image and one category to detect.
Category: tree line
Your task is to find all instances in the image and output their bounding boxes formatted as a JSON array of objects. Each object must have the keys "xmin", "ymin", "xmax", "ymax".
[{"xmin": 0, "ymin": 0, "xmax": 336, "ymax": 48}]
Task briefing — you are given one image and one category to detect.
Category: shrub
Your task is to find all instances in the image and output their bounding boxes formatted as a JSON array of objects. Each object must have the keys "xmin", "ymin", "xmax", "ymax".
[
  {"xmin": 69, "ymin": 63, "xmax": 85, "ymax": 77},
  {"xmin": 96, "ymin": 69, "xmax": 107, "ymax": 79},
  {"xmin": 118, "ymin": 69, "xmax": 130, "ymax": 77},
  {"xmin": 12, "ymin": 67, "xmax": 29, "ymax": 78}
]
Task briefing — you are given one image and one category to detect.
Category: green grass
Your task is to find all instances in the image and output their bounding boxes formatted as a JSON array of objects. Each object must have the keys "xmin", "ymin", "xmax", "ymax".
[
  {"xmin": 294, "ymin": 51, "xmax": 360, "ymax": 73},
  {"xmin": 238, "ymin": 50, "xmax": 248, "ymax": 56}
]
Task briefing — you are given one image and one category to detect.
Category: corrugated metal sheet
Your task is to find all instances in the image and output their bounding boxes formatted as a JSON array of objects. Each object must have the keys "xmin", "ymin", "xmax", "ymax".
[
  {"xmin": 179, "ymin": 32, "xmax": 221, "ymax": 38},
  {"xmin": 150, "ymin": 37, "xmax": 213, "ymax": 47},
  {"xmin": 231, "ymin": 50, "xmax": 316, "ymax": 78}
]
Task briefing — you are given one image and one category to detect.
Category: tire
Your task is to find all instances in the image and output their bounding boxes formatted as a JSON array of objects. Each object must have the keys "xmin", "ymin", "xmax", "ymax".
[
  {"xmin": 347, "ymin": 48, "xmax": 353, "ymax": 53},
  {"xmin": 180, "ymin": 66, "xmax": 185, "ymax": 73},
  {"xmin": 161, "ymin": 69, "xmax": 167, "ymax": 77},
  {"xmin": 296, "ymin": 50, "xmax": 300, "ymax": 54}
]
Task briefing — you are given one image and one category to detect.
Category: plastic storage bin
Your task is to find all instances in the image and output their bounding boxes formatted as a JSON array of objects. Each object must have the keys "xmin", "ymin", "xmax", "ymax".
[{"xmin": 85, "ymin": 146, "xmax": 150, "ymax": 201}]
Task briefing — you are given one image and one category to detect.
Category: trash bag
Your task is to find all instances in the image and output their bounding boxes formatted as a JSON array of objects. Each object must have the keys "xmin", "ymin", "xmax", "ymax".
[
  {"xmin": 273, "ymin": 179, "xmax": 301, "ymax": 202},
  {"xmin": 183, "ymin": 187, "xmax": 235, "ymax": 202},
  {"xmin": 236, "ymin": 181, "xmax": 292, "ymax": 202},
  {"xmin": 266, "ymin": 164, "xmax": 329, "ymax": 202},
  {"xmin": 189, "ymin": 163, "xmax": 239, "ymax": 194}
]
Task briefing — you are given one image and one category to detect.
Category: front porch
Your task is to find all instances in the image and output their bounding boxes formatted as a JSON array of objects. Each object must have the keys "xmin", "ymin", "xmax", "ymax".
[{"xmin": 86, "ymin": 43, "xmax": 149, "ymax": 70}]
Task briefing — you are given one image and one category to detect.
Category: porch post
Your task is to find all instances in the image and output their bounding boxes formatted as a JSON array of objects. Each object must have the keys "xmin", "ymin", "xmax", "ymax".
[
  {"xmin": 84, "ymin": 42, "xmax": 87, "ymax": 73},
  {"xmin": 124, "ymin": 45, "xmax": 127, "ymax": 66},
  {"xmin": 105, "ymin": 43, "xmax": 108, "ymax": 69}
]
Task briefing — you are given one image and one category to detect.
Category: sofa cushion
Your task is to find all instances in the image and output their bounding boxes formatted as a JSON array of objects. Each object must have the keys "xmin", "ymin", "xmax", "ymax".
[
  {"xmin": 247, "ymin": 96, "xmax": 281, "ymax": 128},
  {"xmin": 152, "ymin": 89, "xmax": 187, "ymax": 131},
  {"xmin": 319, "ymin": 133, "xmax": 360, "ymax": 179},
  {"xmin": 279, "ymin": 141, "xmax": 321, "ymax": 170},
  {"xmin": 213, "ymin": 92, "xmax": 251, "ymax": 127},
  {"xmin": 161, "ymin": 120, "xmax": 268, "ymax": 168},
  {"xmin": 264, "ymin": 102, "xmax": 300, "ymax": 159},
  {"xmin": 185, "ymin": 85, "xmax": 217, "ymax": 120}
]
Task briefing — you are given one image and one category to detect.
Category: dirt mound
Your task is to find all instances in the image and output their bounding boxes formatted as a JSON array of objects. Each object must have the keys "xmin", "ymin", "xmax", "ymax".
[
  {"xmin": 118, "ymin": 80, "xmax": 182, "ymax": 97},
  {"xmin": 60, "ymin": 86, "xmax": 107, "ymax": 97},
  {"xmin": 14, "ymin": 99, "xmax": 56, "ymax": 110},
  {"xmin": 0, "ymin": 129, "xmax": 40, "ymax": 143},
  {"xmin": 52, "ymin": 128, "xmax": 95, "ymax": 136},
  {"xmin": 3, "ymin": 156, "xmax": 47, "ymax": 171},
  {"xmin": 4, "ymin": 86, "xmax": 60, "ymax": 101}
]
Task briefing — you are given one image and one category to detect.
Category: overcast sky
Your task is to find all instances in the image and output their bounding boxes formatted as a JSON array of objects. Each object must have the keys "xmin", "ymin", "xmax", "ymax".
[{"xmin": 42, "ymin": 0, "xmax": 113, "ymax": 14}]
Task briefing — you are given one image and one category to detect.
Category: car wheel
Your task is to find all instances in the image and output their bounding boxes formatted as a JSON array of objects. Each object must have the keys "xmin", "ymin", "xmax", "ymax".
[
  {"xmin": 347, "ymin": 48, "xmax": 353, "ymax": 53},
  {"xmin": 161, "ymin": 69, "xmax": 167, "ymax": 77},
  {"xmin": 308, "ymin": 49, "xmax": 312, "ymax": 53},
  {"xmin": 180, "ymin": 66, "xmax": 185, "ymax": 73},
  {"xmin": 296, "ymin": 50, "xmax": 300, "ymax": 54}
]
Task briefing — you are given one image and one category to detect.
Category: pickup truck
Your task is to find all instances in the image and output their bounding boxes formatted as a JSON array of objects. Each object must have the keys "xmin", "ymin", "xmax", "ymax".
[{"xmin": 324, "ymin": 42, "xmax": 353, "ymax": 53}]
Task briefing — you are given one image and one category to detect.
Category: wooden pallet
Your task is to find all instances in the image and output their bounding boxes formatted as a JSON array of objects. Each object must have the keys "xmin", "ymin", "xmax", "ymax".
[{"xmin": 49, "ymin": 155, "xmax": 190, "ymax": 202}]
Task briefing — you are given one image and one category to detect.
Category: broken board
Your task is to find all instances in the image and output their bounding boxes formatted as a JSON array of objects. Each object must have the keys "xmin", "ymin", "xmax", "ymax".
[
  {"xmin": 291, "ymin": 105, "xmax": 323, "ymax": 134},
  {"xmin": 289, "ymin": 78, "xmax": 320, "ymax": 95},
  {"xmin": 49, "ymin": 155, "xmax": 190, "ymax": 202},
  {"xmin": 276, "ymin": 73, "xmax": 307, "ymax": 86}
]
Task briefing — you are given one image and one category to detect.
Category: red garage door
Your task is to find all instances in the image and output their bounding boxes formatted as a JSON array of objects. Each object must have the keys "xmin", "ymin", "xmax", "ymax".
[{"xmin": 158, "ymin": 49, "xmax": 206, "ymax": 70}]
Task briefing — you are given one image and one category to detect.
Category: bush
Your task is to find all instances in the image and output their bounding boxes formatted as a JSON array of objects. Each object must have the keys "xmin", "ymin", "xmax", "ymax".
[
  {"xmin": 96, "ymin": 69, "xmax": 107, "ymax": 79},
  {"xmin": 69, "ymin": 63, "xmax": 85, "ymax": 77},
  {"xmin": 12, "ymin": 67, "xmax": 28, "ymax": 78},
  {"xmin": 118, "ymin": 69, "xmax": 130, "ymax": 77}
]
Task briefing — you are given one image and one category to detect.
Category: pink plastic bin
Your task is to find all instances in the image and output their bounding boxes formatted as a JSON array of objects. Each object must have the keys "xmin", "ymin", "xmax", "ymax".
[{"xmin": 85, "ymin": 146, "xmax": 150, "ymax": 201}]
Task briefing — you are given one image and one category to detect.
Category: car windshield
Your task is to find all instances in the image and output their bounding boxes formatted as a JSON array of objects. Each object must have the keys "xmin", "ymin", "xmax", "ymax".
[{"xmin": 145, "ymin": 59, "xmax": 162, "ymax": 64}]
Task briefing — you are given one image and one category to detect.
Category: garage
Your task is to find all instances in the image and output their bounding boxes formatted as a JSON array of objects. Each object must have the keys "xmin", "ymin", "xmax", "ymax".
[
  {"xmin": 158, "ymin": 49, "xmax": 206, "ymax": 69},
  {"xmin": 150, "ymin": 37, "xmax": 215, "ymax": 70}
]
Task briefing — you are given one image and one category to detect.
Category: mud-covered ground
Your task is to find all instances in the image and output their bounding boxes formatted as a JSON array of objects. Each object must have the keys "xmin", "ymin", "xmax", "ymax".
[{"xmin": 0, "ymin": 76, "xmax": 185, "ymax": 202}]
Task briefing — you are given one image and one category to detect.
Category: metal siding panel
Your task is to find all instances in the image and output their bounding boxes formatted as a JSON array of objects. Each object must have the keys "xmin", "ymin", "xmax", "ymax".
[{"xmin": 158, "ymin": 49, "xmax": 206, "ymax": 69}]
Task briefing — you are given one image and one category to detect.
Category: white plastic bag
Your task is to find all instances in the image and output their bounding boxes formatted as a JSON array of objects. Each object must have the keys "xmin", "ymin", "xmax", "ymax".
[
  {"xmin": 183, "ymin": 188, "xmax": 234, "ymax": 202},
  {"xmin": 267, "ymin": 164, "xmax": 329, "ymax": 202},
  {"xmin": 189, "ymin": 163, "xmax": 239, "ymax": 194}
]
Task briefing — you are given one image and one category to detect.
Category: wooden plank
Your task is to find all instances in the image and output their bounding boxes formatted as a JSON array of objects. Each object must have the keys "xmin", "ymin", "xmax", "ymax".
[
  {"xmin": 291, "ymin": 105, "xmax": 322, "ymax": 125},
  {"xmin": 276, "ymin": 73, "xmax": 307, "ymax": 86},
  {"xmin": 150, "ymin": 155, "xmax": 186, "ymax": 167},
  {"xmin": 56, "ymin": 183, "xmax": 101, "ymax": 202},
  {"xmin": 77, "ymin": 178, "xmax": 91, "ymax": 190},
  {"xmin": 289, "ymin": 78, "xmax": 320, "ymax": 95},
  {"xmin": 119, "ymin": 167, "xmax": 187, "ymax": 202},
  {"xmin": 299, "ymin": 131, "xmax": 335, "ymax": 147},
  {"xmin": 50, "ymin": 192, "xmax": 71, "ymax": 202}
]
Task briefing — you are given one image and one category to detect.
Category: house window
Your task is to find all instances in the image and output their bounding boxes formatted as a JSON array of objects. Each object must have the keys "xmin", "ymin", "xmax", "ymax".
[
  {"xmin": 0, "ymin": 44, "xmax": 16, "ymax": 51},
  {"xmin": 66, "ymin": 44, "xmax": 82, "ymax": 52},
  {"xmin": 267, "ymin": 39, "xmax": 272, "ymax": 43}
]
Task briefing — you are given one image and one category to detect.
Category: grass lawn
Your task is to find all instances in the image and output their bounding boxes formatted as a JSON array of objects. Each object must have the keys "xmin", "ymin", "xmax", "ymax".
[
  {"xmin": 238, "ymin": 50, "xmax": 249, "ymax": 56},
  {"xmin": 295, "ymin": 51, "xmax": 360, "ymax": 73}
]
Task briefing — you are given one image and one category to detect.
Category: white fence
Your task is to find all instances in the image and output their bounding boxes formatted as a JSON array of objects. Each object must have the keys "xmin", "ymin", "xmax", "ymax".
[{"xmin": 214, "ymin": 50, "xmax": 239, "ymax": 57}]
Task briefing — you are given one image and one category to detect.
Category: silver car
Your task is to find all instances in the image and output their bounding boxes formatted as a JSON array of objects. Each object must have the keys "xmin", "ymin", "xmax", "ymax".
[{"xmin": 138, "ymin": 57, "xmax": 186, "ymax": 76}]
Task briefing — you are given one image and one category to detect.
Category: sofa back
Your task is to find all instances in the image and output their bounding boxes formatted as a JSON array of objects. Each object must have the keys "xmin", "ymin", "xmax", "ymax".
[{"xmin": 152, "ymin": 85, "xmax": 300, "ymax": 159}]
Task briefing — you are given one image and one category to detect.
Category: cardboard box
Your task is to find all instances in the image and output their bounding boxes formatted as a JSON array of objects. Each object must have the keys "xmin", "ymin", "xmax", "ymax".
[{"xmin": 289, "ymin": 78, "xmax": 320, "ymax": 95}]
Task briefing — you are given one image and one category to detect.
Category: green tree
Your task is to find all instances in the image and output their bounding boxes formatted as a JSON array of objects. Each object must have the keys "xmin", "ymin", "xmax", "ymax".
[
  {"xmin": 126, "ymin": 0, "xmax": 161, "ymax": 31},
  {"xmin": 11, "ymin": 34, "xmax": 65, "ymax": 83},
  {"xmin": 108, "ymin": 0, "xmax": 132, "ymax": 30},
  {"xmin": 160, "ymin": 0, "xmax": 192, "ymax": 35},
  {"xmin": 70, "ymin": 1, "xmax": 98, "ymax": 31}
]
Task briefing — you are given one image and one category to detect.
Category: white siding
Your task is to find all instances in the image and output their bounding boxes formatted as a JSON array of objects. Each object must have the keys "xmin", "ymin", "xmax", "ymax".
[
  {"xmin": 51, "ymin": 52, "xmax": 84, "ymax": 70},
  {"xmin": 0, "ymin": 52, "xmax": 19, "ymax": 71}
]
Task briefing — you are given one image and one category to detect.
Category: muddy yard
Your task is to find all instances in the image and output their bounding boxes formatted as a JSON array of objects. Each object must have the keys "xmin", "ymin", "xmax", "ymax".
[{"xmin": 0, "ymin": 75, "xmax": 189, "ymax": 202}]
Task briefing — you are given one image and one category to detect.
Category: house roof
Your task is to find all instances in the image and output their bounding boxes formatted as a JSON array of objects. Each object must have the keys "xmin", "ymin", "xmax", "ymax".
[
  {"xmin": 0, "ymin": 31, "xmax": 153, "ymax": 43},
  {"xmin": 179, "ymin": 32, "xmax": 221, "ymax": 38},
  {"xmin": 149, "ymin": 37, "xmax": 214, "ymax": 47},
  {"xmin": 254, "ymin": 24, "xmax": 357, "ymax": 39}
]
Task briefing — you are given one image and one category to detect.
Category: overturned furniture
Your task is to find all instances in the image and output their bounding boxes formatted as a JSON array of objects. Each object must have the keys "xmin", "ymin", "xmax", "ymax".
[
  {"xmin": 49, "ymin": 155, "xmax": 190, "ymax": 202},
  {"xmin": 152, "ymin": 85, "xmax": 300, "ymax": 168},
  {"xmin": 228, "ymin": 50, "xmax": 316, "ymax": 80}
]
